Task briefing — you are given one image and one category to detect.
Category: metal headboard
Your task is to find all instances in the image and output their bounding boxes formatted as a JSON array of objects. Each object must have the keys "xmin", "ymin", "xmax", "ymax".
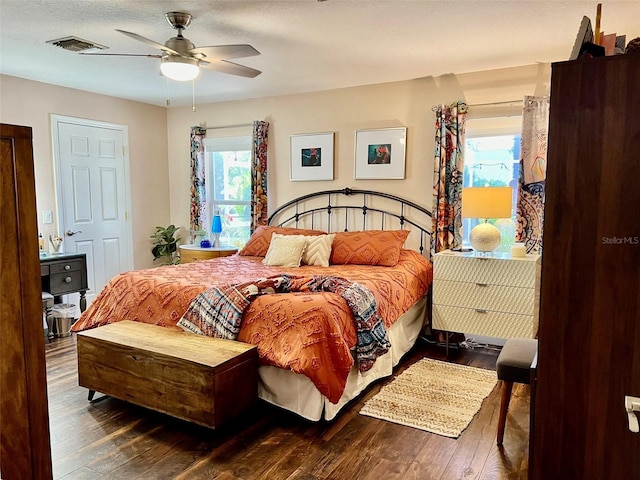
[{"xmin": 267, "ymin": 188, "xmax": 432, "ymax": 257}]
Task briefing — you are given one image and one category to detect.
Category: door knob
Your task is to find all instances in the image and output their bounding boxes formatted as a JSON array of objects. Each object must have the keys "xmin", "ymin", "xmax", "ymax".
[{"xmin": 65, "ymin": 229, "xmax": 83, "ymax": 236}]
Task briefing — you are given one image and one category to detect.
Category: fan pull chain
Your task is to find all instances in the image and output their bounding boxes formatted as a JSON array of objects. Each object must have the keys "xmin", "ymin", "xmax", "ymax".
[
  {"xmin": 192, "ymin": 79, "xmax": 196, "ymax": 112},
  {"xmin": 165, "ymin": 77, "xmax": 170, "ymax": 107}
]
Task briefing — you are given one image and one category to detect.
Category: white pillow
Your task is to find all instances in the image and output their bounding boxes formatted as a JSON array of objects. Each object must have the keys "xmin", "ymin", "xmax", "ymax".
[
  {"xmin": 262, "ymin": 233, "xmax": 307, "ymax": 267},
  {"xmin": 302, "ymin": 234, "xmax": 335, "ymax": 267}
]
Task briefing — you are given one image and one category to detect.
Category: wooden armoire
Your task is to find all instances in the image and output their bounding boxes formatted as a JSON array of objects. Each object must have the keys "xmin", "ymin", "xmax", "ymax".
[{"xmin": 532, "ymin": 54, "xmax": 640, "ymax": 478}]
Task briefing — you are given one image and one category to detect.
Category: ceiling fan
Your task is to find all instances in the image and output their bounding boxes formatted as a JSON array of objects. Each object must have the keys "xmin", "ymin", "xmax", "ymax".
[{"xmin": 83, "ymin": 11, "xmax": 261, "ymax": 81}]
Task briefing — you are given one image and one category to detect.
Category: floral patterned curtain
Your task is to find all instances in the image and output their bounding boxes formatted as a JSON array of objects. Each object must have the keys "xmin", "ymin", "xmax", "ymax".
[
  {"xmin": 189, "ymin": 126, "xmax": 207, "ymax": 242},
  {"xmin": 431, "ymin": 101, "xmax": 468, "ymax": 256},
  {"xmin": 251, "ymin": 120, "xmax": 269, "ymax": 232},
  {"xmin": 516, "ymin": 96, "xmax": 549, "ymax": 254}
]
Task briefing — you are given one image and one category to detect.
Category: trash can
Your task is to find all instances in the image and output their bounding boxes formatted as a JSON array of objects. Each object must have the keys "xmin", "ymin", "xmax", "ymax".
[{"xmin": 50, "ymin": 303, "xmax": 76, "ymax": 338}]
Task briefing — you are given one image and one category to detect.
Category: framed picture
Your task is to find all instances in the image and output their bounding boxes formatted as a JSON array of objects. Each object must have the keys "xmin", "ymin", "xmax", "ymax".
[
  {"xmin": 354, "ymin": 127, "xmax": 406, "ymax": 180},
  {"xmin": 290, "ymin": 132, "xmax": 334, "ymax": 181}
]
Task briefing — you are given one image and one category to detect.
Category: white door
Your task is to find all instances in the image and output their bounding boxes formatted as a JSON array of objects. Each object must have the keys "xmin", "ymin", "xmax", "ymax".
[{"xmin": 52, "ymin": 115, "xmax": 133, "ymax": 307}]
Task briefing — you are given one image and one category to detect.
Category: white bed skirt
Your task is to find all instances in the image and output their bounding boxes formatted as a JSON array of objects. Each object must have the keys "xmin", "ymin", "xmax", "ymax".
[{"xmin": 257, "ymin": 296, "xmax": 428, "ymax": 421}]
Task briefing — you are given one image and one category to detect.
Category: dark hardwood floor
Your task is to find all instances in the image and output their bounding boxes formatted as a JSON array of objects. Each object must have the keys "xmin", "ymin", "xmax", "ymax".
[{"xmin": 45, "ymin": 335, "xmax": 530, "ymax": 479}]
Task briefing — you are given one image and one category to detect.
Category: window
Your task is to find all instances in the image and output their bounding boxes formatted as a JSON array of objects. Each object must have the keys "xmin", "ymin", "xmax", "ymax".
[
  {"xmin": 204, "ymin": 136, "xmax": 252, "ymax": 248},
  {"xmin": 462, "ymin": 118, "xmax": 522, "ymax": 251}
]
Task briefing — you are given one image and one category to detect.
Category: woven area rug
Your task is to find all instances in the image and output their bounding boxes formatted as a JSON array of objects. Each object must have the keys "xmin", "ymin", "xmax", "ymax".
[{"xmin": 359, "ymin": 358, "xmax": 497, "ymax": 438}]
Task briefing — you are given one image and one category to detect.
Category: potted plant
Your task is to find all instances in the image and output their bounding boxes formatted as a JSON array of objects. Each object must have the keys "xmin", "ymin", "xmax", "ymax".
[{"xmin": 150, "ymin": 225, "xmax": 182, "ymax": 265}]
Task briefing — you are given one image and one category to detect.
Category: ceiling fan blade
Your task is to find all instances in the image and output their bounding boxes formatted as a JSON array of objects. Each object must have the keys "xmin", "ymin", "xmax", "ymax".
[
  {"xmin": 116, "ymin": 29, "xmax": 180, "ymax": 56},
  {"xmin": 189, "ymin": 44, "xmax": 260, "ymax": 61},
  {"xmin": 79, "ymin": 53, "xmax": 162, "ymax": 58},
  {"xmin": 200, "ymin": 59, "xmax": 262, "ymax": 78}
]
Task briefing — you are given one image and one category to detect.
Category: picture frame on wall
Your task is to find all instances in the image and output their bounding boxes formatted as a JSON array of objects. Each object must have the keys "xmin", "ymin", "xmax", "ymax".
[
  {"xmin": 290, "ymin": 132, "xmax": 334, "ymax": 181},
  {"xmin": 354, "ymin": 127, "xmax": 406, "ymax": 180}
]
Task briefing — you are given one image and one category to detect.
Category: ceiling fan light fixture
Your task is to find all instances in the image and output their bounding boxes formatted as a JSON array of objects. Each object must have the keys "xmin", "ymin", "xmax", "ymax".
[{"xmin": 160, "ymin": 56, "xmax": 199, "ymax": 81}]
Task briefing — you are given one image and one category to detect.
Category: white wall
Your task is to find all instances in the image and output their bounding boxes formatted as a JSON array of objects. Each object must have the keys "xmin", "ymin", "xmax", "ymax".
[
  {"xmin": 166, "ymin": 63, "xmax": 551, "ymax": 233},
  {"xmin": 0, "ymin": 74, "xmax": 169, "ymax": 269},
  {"xmin": 0, "ymin": 62, "xmax": 550, "ymax": 269}
]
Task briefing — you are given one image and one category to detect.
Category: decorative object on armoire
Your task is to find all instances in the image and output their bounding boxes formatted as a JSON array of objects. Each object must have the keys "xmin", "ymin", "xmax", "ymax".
[
  {"xmin": 515, "ymin": 96, "xmax": 549, "ymax": 255},
  {"xmin": 431, "ymin": 101, "xmax": 468, "ymax": 256},
  {"xmin": 211, "ymin": 212, "xmax": 222, "ymax": 248},
  {"xmin": 199, "ymin": 239, "xmax": 211, "ymax": 248},
  {"xmin": 626, "ymin": 37, "xmax": 640, "ymax": 54},
  {"xmin": 462, "ymin": 186, "xmax": 512, "ymax": 253},
  {"xmin": 360, "ymin": 358, "xmax": 496, "ymax": 438}
]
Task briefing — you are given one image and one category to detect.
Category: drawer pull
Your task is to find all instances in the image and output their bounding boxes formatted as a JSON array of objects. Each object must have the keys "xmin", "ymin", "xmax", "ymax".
[
  {"xmin": 475, "ymin": 308, "xmax": 488, "ymax": 314},
  {"xmin": 475, "ymin": 283, "xmax": 488, "ymax": 287},
  {"xmin": 64, "ymin": 265, "xmax": 71, "ymax": 271},
  {"xmin": 64, "ymin": 276, "xmax": 72, "ymax": 283}
]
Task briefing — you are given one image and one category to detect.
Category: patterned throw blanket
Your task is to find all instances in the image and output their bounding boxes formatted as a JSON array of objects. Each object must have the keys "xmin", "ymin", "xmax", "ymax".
[{"xmin": 178, "ymin": 274, "xmax": 391, "ymax": 372}]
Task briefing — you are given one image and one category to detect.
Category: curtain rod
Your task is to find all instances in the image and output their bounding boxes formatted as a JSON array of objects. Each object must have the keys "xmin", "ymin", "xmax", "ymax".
[
  {"xmin": 204, "ymin": 123, "xmax": 253, "ymax": 130},
  {"xmin": 431, "ymin": 99, "xmax": 522, "ymax": 112},
  {"xmin": 468, "ymin": 99, "xmax": 523, "ymax": 107}
]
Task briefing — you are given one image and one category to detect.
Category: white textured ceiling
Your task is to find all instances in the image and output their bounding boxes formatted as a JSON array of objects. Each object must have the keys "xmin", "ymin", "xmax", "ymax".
[{"xmin": 1, "ymin": 1, "xmax": 639, "ymax": 108}]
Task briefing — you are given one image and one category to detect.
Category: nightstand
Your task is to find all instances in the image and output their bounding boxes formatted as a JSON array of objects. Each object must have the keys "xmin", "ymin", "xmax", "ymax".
[
  {"xmin": 179, "ymin": 245, "xmax": 238, "ymax": 264},
  {"xmin": 40, "ymin": 252, "xmax": 89, "ymax": 312},
  {"xmin": 432, "ymin": 250, "xmax": 541, "ymax": 340}
]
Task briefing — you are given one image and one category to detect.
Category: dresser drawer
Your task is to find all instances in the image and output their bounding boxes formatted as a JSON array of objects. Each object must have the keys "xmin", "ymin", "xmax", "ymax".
[
  {"xmin": 433, "ymin": 254, "xmax": 538, "ymax": 288},
  {"xmin": 50, "ymin": 271, "xmax": 83, "ymax": 295},
  {"xmin": 50, "ymin": 259, "xmax": 83, "ymax": 274},
  {"xmin": 432, "ymin": 304, "xmax": 537, "ymax": 339},
  {"xmin": 433, "ymin": 280, "xmax": 535, "ymax": 315}
]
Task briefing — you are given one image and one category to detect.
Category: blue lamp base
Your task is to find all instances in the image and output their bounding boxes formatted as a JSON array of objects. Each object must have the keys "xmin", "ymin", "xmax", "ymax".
[{"xmin": 211, "ymin": 213, "xmax": 223, "ymax": 248}]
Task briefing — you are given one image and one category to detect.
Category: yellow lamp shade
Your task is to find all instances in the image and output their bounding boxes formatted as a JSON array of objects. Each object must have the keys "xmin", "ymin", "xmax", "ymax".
[
  {"xmin": 462, "ymin": 187, "xmax": 512, "ymax": 219},
  {"xmin": 462, "ymin": 187, "xmax": 513, "ymax": 253}
]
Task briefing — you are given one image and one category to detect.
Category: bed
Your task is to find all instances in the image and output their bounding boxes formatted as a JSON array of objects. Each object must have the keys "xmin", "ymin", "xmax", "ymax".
[{"xmin": 72, "ymin": 188, "xmax": 433, "ymax": 421}]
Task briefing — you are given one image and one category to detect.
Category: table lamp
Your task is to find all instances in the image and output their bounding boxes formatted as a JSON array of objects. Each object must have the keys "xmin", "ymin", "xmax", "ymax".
[
  {"xmin": 211, "ymin": 211, "xmax": 223, "ymax": 248},
  {"xmin": 462, "ymin": 186, "xmax": 512, "ymax": 253}
]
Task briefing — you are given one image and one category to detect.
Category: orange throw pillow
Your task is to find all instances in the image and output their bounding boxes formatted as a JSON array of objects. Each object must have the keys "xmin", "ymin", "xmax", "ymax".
[
  {"xmin": 238, "ymin": 225, "xmax": 327, "ymax": 257},
  {"xmin": 329, "ymin": 230, "xmax": 410, "ymax": 266}
]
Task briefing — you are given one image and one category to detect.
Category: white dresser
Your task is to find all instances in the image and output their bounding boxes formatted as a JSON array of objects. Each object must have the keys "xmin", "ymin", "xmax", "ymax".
[{"xmin": 432, "ymin": 250, "xmax": 541, "ymax": 339}]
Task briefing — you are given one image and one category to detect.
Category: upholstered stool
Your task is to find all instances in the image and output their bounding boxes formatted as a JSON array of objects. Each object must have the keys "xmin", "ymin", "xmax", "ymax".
[
  {"xmin": 42, "ymin": 292, "xmax": 54, "ymax": 340},
  {"xmin": 496, "ymin": 338, "xmax": 538, "ymax": 446}
]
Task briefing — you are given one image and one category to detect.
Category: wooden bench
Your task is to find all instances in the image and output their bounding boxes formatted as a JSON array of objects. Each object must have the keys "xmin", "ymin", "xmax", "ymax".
[{"xmin": 77, "ymin": 320, "xmax": 258, "ymax": 429}]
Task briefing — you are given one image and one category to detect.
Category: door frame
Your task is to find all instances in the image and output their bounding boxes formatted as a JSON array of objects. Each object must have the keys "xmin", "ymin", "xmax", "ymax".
[
  {"xmin": 1, "ymin": 123, "xmax": 53, "ymax": 479},
  {"xmin": 50, "ymin": 114, "xmax": 134, "ymax": 274}
]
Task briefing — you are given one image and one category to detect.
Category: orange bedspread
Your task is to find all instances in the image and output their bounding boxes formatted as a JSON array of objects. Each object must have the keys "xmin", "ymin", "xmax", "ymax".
[{"xmin": 73, "ymin": 249, "xmax": 432, "ymax": 402}]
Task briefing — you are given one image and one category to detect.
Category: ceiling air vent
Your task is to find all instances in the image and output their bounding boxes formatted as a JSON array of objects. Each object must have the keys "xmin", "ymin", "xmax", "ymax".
[{"xmin": 46, "ymin": 36, "xmax": 108, "ymax": 52}]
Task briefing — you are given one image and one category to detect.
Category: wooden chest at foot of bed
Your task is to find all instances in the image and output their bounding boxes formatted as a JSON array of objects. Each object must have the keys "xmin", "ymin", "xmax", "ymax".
[{"xmin": 77, "ymin": 320, "xmax": 258, "ymax": 429}]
